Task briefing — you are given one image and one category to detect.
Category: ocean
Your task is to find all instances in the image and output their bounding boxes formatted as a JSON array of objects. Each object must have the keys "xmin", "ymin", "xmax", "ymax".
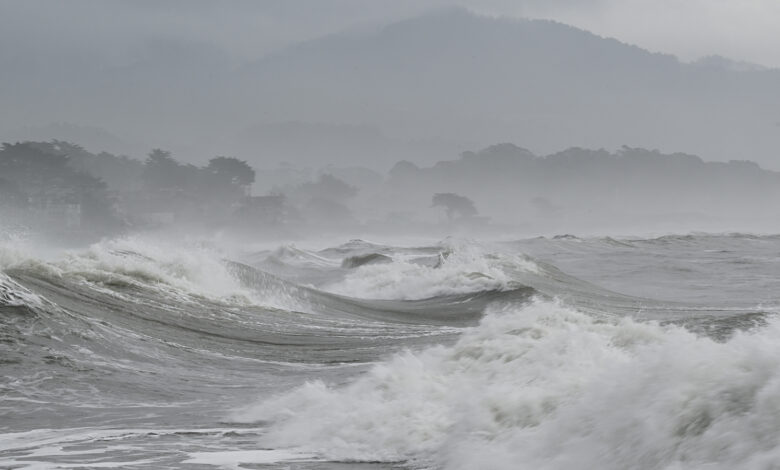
[{"xmin": 2, "ymin": 233, "xmax": 780, "ymax": 469}]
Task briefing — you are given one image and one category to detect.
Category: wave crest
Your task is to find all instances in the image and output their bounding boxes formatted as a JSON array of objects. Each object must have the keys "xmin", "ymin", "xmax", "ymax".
[
  {"xmin": 326, "ymin": 241, "xmax": 538, "ymax": 300},
  {"xmin": 2, "ymin": 237, "xmax": 308, "ymax": 311},
  {"xmin": 235, "ymin": 299, "xmax": 780, "ymax": 469},
  {"xmin": 0, "ymin": 273, "xmax": 46, "ymax": 308}
]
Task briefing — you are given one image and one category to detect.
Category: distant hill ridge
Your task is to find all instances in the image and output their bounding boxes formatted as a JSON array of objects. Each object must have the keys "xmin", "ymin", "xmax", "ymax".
[
  {"xmin": 393, "ymin": 142, "xmax": 774, "ymax": 179},
  {"xmin": 2, "ymin": 7, "xmax": 778, "ymax": 169},
  {"xmin": 380, "ymin": 142, "xmax": 780, "ymax": 229},
  {"xmin": 238, "ymin": 7, "xmax": 780, "ymax": 167}
]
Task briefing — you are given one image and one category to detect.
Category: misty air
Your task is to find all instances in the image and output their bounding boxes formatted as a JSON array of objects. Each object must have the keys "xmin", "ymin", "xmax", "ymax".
[{"xmin": 2, "ymin": 1, "xmax": 780, "ymax": 469}]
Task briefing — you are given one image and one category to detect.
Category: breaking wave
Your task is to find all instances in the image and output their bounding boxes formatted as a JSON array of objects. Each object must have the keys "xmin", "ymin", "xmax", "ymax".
[
  {"xmin": 5, "ymin": 234, "xmax": 779, "ymax": 469},
  {"xmin": 326, "ymin": 240, "xmax": 539, "ymax": 300},
  {"xmin": 236, "ymin": 298, "xmax": 780, "ymax": 470}
]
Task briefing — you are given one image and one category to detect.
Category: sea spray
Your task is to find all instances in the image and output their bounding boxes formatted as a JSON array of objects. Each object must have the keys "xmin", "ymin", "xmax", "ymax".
[
  {"xmin": 236, "ymin": 298, "xmax": 780, "ymax": 469},
  {"xmin": 5, "ymin": 234, "xmax": 780, "ymax": 469},
  {"xmin": 327, "ymin": 240, "xmax": 537, "ymax": 300},
  {"xmin": 2, "ymin": 236, "xmax": 309, "ymax": 311}
]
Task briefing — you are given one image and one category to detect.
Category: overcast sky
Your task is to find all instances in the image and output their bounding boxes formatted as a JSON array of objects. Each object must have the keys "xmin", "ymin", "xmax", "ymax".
[
  {"xmin": 1, "ymin": 0, "xmax": 777, "ymax": 170},
  {"xmin": 470, "ymin": 0, "xmax": 780, "ymax": 68},
  {"xmin": 1, "ymin": 0, "xmax": 778, "ymax": 68}
]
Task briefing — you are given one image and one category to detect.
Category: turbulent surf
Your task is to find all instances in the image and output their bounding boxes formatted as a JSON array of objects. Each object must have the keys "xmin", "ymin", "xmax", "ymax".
[{"xmin": 2, "ymin": 233, "xmax": 780, "ymax": 469}]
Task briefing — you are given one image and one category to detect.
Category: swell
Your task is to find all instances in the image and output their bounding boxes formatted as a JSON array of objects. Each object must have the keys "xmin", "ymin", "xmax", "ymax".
[
  {"xmin": 3, "ymin": 267, "xmax": 455, "ymax": 366},
  {"xmin": 1, "ymin": 263, "xmax": 473, "ymax": 434},
  {"xmin": 2, "ymin": 236, "xmax": 767, "ymax": 384},
  {"xmin": 3, "ymin": 235, "xmax": 777, "ymax": 460},
  {"xmin": 0, "ymin": 242, "xmax": 540, "ymax": 411},
  {"xmin": 1, "ymin": 237, "xmax": 765, "ymax": 356},
  {"xmin": 251, "ymin": 239, "xmax": 770, "ymax": 333},
  {"xmin": 226, "ymin": 259, "xmax": 533, "ymax": 326}
]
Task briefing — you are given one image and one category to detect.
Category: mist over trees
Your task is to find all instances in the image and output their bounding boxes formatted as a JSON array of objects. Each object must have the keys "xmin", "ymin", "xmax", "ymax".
[
  {"xmin": 0, "ymin": 142, "xmax": 117, "ymax": 232},
  {"xmin": 380, "ymin": 143, "xmax": 780, "ymax": 233},
  {"xmin": 432, "ymin": 193, "xmax": 478, "ymax": 221},
  {"xmin": 0, "ymin": 140, "xmax": 362, "ymax": 240},
  {"xmin": 3, "ymin": 5, "xmax": 778, "ymax": 238},
  {"xmin": 4, "ymin": 137, "xmax": 780, "ymax": 240}
]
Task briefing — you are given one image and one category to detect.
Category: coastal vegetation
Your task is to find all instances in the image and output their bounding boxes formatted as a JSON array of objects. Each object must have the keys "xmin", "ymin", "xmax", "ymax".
[{"xmin": 2, "ymin": 139, "xmax": 780, "ymax": 240}]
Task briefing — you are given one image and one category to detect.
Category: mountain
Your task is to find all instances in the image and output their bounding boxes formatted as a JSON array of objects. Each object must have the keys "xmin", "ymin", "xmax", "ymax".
[
  {"xmin": 237, "ymin": 8, "xmax": 780, "ymax": 167},
  {"xmin": 692, "ymin": 55, "xmax": 770, "ymax": 73},
  {"xmin": 3, "ymin": 7, "xmax": 778, "ymax": 169}
]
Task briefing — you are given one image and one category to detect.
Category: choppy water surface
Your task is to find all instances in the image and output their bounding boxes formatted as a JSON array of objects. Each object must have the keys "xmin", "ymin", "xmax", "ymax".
[{"xmin": 2, "ymin": 233, "xmax": 780, "ymax": 469}]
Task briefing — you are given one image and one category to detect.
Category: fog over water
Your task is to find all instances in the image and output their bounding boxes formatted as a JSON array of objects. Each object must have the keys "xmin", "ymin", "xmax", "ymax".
[{"xmin": 3, "ymin": 1, "xmax": 780, "ymax": 469}]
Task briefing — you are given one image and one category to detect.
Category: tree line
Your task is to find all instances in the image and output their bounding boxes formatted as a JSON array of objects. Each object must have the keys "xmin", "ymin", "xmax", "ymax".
[{"xmin": 0, "ymin": 141, "xmax": 367, "ymax": 236}]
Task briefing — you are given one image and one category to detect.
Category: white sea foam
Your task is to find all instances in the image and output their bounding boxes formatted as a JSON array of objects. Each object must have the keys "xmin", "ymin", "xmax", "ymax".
[
  {"xmin": 235, "ymin": 299, "xmax": 780, "ymax": 469},
  {"xmin": 183, "ymin": 450, "xmax": 318, "ymax": 468},
  {"xmin": 0, "ymin": 272, "xmax": 47, "ymax": 308},
  {"xmin": 327, "ymin": 240, "xmax": 538, "ymax": 300},
  {"xmin": 267, "ymin": 244, "xmax": 340, "ymax": 269},
  {"xmin": 1, "ymin": 236, "xmax": 307, "ymax": 311},
  {"xmin": 0, "ymin": 427, "xmax": 259, "ymax": 469}
]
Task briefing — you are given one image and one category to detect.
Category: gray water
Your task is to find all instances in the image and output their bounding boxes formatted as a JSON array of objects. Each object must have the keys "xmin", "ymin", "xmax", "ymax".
[{"xmin": 2, "ymin": 233, "xmax": 780, "ymax": 469}]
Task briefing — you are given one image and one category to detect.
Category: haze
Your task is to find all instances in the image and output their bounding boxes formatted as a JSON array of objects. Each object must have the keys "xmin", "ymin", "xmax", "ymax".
[
  {"xmin": 2, "ymin": 0, "xmax": 780, "ymax": 240},
  {"xmin": 6, "ymin": 4, "xmax": 780, "ymax": 469}
]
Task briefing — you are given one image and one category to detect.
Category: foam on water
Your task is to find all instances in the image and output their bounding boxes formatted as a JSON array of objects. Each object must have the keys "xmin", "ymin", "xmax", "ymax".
[
  {"xmin": 6, "ymin": 234, "xmax": 780, "ymax": 469},
  {"xmin": 0, "ymin": 240, "xmax": 49, "ymax": 308},
  {"xmin": 327, "ymin": 240, "xmax": 538, "ymax": 300},
  {"xmin": 235, "ymin": 298, "xmax": 780, "ymax": 469},
  {"xmin": 266, "ymin": 244, "xmax": 340, "ymax": 269},
  {"xmin": 183, "ymin": 450, "xmax": 318, "ymax": 468},
  {"xmin": 58, "ymin": 238, "xmax": 256, "ymax": 300},
  {"xmin": 0, "ymin": 427, "xmax": 271, "ymax": 469},
  {"xmin": 0, "ymin": 272, "xmax": 47, "ymax": 308},
  {"xmin": 1, "ymin": 236, "xmax": 307, "ymax": 311}
]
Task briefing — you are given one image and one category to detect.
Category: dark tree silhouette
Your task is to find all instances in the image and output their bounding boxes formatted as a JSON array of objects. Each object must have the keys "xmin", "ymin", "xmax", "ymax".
[
  {"xmin": 388, "ymin": 160, "xmax": 420, "ymax": 180},
  {"xmin": 206, "ymin": 156, "xmax": 255, "ymax": 187},
  {"xmin": 36, "ymin": 140, "xmax": 144, "ymax": 192},
  {"xmin": 200, "ymin": 156, "xmax": 255, "ymax": 203},
  {"xmin": 0, "ymin": 142, "xmax": 106, "ymax": 195},
  {"xmin": 141, "ymin": 148, "xmax": 203, "ymax": 194},
  {"xmin": 0, "ymin": 141, "xmax": 117, "ymax": 229},
  {"xmin": 0, "ymin": 142, "xmax": 71, "ymax": 191},
  {"xmin": 143, "ymin": 149, "xmax": 181, "ymax": 190},
  {"xmin": 432, "ymin": 192, "xmax": 478, "ymax": 220}
]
